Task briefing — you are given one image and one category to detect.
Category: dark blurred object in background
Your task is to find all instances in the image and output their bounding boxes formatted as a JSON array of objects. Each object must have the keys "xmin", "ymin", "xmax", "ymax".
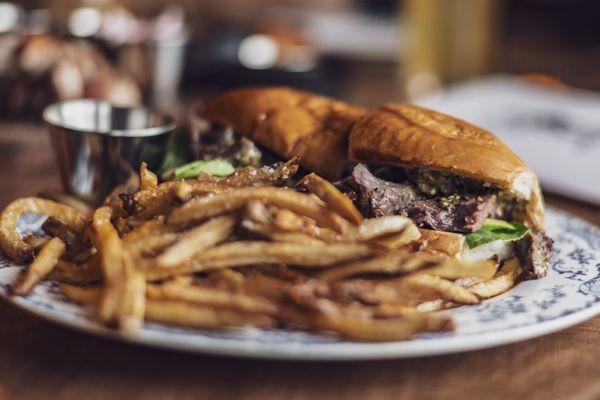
[
  {"xmin": 0, "ymin": 2, "xmax": 188, "ymax": 117},
  {"xmin": 1, "ymin": 0, "xmax": 600, "ymax": 107},
  {"xmin": 0, "ymin": 34, "xmax": 141, "ymax": 116}
]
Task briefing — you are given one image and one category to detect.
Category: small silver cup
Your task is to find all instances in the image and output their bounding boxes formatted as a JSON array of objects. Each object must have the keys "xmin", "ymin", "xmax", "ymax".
[{"xmin": 43, "ymin": 99, "xmax": 176, "ymax": 204}]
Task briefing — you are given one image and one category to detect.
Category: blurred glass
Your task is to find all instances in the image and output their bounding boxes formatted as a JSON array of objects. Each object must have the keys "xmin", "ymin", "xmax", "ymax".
[{"xmin": 403, "ymin": 0, "xmax": 501, "ymax": 99}]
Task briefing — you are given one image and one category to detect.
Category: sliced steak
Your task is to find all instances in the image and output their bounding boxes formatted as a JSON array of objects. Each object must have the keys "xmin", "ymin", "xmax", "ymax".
[
  {"xmin": 515, "ymin": 230, "xmax": 553, "ymax": 279},
  {"xmin": 350, "ymin": 163, "xmax": 419, "ymax": 217},
  {"xmin": 341, "ymin": 164, "xmax": 494, "ymax": 233},
  {"xmin": 407, "ymin": 196, "xmax": 495, "ymax": 233}
]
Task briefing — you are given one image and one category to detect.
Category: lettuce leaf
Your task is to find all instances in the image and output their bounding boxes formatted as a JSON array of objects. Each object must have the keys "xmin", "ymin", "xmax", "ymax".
[
  {"xmin": 173, "ymin": 159, "xmax": 235, "ymax": 179},
  {"xmin": 466, "ymin": 219, "xmax": 530, "ymax": 249}
]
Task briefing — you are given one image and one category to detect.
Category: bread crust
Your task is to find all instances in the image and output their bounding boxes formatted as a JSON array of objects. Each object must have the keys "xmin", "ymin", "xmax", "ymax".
[
  {"xmin": 203, "ymin": 87, "xmax": 365, "ymax": 179},
  {"xmin": 349, "ymin": 104, "xmax": 534, "ymax": 196},
  {"xmin": 349, "ymin": 104, "xmax": 544, "ymax": 228}
]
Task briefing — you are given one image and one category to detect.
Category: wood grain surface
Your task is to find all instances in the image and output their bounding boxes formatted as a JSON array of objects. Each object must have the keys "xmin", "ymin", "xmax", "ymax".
[{"xmin": 0, "ymin": 122, "xmax": 598, "ymax": 400}]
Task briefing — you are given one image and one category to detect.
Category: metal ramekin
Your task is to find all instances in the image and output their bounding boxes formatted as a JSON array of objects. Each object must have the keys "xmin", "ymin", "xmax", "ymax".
[{"xmin": 43, "ymin": 99, "xmax": 177, "ymax": 204}]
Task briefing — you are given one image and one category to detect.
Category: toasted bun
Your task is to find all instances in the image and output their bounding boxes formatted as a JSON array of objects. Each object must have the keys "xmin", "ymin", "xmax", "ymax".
[
  {"xmin": 349, "ymin": 104, "xmax": 544, "ymax": 228},
  {"xmin": 202, "ymin": 87, "xmax": 365, "ymax": 180}
]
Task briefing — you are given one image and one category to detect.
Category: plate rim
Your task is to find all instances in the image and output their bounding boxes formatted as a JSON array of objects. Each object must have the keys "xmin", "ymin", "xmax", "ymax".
[{"xmin": 4, "ymin": 289, "xmax": 600, "ymax": 361}]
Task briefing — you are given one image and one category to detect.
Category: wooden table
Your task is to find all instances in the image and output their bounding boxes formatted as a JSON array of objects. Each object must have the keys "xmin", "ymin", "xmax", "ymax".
[{"xmin": 0, "ymin": 122, "xmax": 598, "ymax": 400}]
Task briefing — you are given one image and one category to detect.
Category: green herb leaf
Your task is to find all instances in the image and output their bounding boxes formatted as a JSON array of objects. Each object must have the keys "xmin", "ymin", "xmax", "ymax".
[
  {"xmin": 466, "ymin": 219, "xmax": 530, "ymax": 249},
  {"xmin": 173, "ymin": 159, "xmax": 235, "ymax": 179}
]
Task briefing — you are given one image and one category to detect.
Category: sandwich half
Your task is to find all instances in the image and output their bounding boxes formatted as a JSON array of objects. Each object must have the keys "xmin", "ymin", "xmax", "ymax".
[
  {"xmin": 196, "ymin": 86, "xmax": 365, "ymax": 180},
  {"xmin": 339, "ymin": 103, "xmax": 552, "ymax": 278}
]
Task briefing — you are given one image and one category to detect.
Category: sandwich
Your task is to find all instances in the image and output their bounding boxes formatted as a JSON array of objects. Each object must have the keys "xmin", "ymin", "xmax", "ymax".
[
  {"xmin": 189, "ymin": 86, "xmax": 365, "ymax": 180},
  {"xmin": 190, "ymin": 87, "xmax": 552, "ymax": 279},
  {"xmin": 338, "ymin": 103, "xmax": 552, "ymax": 278}
]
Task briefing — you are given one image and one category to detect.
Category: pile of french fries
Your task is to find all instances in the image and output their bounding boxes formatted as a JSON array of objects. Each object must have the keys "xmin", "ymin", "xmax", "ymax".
[{"xmin": 0, "ymin": 159, "xmax": 523, "ymax": 342}]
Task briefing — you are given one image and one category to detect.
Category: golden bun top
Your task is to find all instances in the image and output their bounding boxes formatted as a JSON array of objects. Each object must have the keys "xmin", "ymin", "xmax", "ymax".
[
  {"xmin": 202, "ymin": 87, "xmax": 365, "ymax": 180},
  {"xmin": 348, "ymin": 103, "xmax": 544, "ymax": 228}
]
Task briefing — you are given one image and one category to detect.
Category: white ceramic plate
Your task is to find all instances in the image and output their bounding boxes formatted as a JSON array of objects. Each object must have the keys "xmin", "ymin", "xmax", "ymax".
[{"xmin": 1, "ymin": 208, "xmax": 599, "ymax": 360}]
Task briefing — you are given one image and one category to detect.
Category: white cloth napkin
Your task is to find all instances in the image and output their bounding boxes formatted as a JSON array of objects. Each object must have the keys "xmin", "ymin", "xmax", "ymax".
[{"xmin": 416, "ymin": 75, "xmax": 600, "ymax": 205}]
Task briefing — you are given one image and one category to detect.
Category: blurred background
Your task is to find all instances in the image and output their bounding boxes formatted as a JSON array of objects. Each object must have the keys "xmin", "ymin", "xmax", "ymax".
[
  {"xmin": 0, "ymin": 0, "xmax": 599, "ymax": 207},
  {"xmin": 1, "ymin": 0, "xmax": 599, "ymax": 110}
]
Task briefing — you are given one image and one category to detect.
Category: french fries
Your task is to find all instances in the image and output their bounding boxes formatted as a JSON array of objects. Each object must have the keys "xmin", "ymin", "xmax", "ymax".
[
  {"xmin": 60, "ymin": 283, "xmax": 274, "ymax": 328},
  {"xmin": 168, "ymin": 187, "xmax": 352, "ymax": 233},
  {"xmin": 2, "ymin": 161, "xmax": 526, "ymax": 342},
  {"xmin": 145, "ymin": 241, "xmax": 376, "ymax": 281}
]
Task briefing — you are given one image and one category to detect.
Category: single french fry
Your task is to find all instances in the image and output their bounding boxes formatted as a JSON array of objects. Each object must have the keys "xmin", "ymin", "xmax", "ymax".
[
  {"xmin": 318, "ymin": 250, "xmax": 442, "ymax": 282},
  {"xmin": 117, "ymin": 252, "xmax": 146, "ymax": 335},
  {"xmin": 91, "ymin": 206, "xmax": 124, "ymax": 323},
  {"xmin": 139, "ymin": 162, "xmax": 158, "ymax": 191},
  {"xmin": 426, "ymin": 258, "xmax": 499, "ymax": 281},
  {"xmin": 468, "ymin": 258, "xmax": 523, "ymax": 299},
  {"xmin": 92, "ymin": 206, "xmax": 145, "ymax": 334},
  {"xmin": 370, "ymin": 224, "xmax": 421, "ymax": 249},
  {"xmin": 47, "ymin": 258, "xmax": 102, "ymax": 284},
  {"xmin": 240, "ymin": 219, "xmax": 325, "ymax": 245},
  {"xmin": 299, "ymin": 173, "xmax": 363, "ymax": 225},
  {"xmin": 401, "ymin": 274, "xmax": 481, "ymax": 305},
  {"xmin": 147, "ymin": 283, "xmax": 277, "ymax": 315},
  {"xmin": 60, "ymin": 283, "xmax": 102, "ymax": 304},
  {"xmin": 12, "ymin": 237, "xmax": 65, "ymax": 295},
  {"xmin": 145, "ymin": 300, "xmax": 274, "ymax": 329},
  {"xmin": 123, "ymin": 218, "xmax": 169, "ymax": 243},
  {"xmin": 313, "ymin": 313, "xmax": 454, "ymax": 342},
  {"xmin": 128, "ymin": 232, "xmax": 179, "ymax": 259},
  {"xmin": 155, "ymin": 215, "xmax": 236, "ymax": 268},
  {"xmin": 244, "ymin": 200, "xmax": 273, "ymax": 224},
  {"xmin": 356, "ymin": 216, "xmax": 418, "ymax": 241}
]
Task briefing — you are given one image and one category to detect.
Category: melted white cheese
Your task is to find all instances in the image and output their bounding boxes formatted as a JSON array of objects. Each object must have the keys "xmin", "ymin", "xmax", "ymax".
[{"xmin": 460, "ymin": 240, "xmax": 514, "ymax": 263}]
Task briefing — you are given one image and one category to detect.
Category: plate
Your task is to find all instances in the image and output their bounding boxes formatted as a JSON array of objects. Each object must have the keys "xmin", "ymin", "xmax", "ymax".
[{"xmin": 1, "ymin": 208, "xmax": 599, "ymax": 360}]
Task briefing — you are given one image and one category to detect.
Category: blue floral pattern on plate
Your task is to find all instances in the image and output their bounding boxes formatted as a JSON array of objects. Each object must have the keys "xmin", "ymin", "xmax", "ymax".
[{"xmin": 1, "ymin": 208, "xmax": 599, "ymax": 360}]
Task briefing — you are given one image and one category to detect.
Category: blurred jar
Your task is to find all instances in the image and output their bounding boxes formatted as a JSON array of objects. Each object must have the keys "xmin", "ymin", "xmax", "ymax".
[
  {"xmin": 403, "ymin": 0, "xmax": 501, "ymax": 99},
  {"xmin": 114, "ymin": 6, "xmax": 188, "ymax": 114},
  {"xmin": 66, "ymin": 4, "xmax": 188, "ymax": 114}
]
